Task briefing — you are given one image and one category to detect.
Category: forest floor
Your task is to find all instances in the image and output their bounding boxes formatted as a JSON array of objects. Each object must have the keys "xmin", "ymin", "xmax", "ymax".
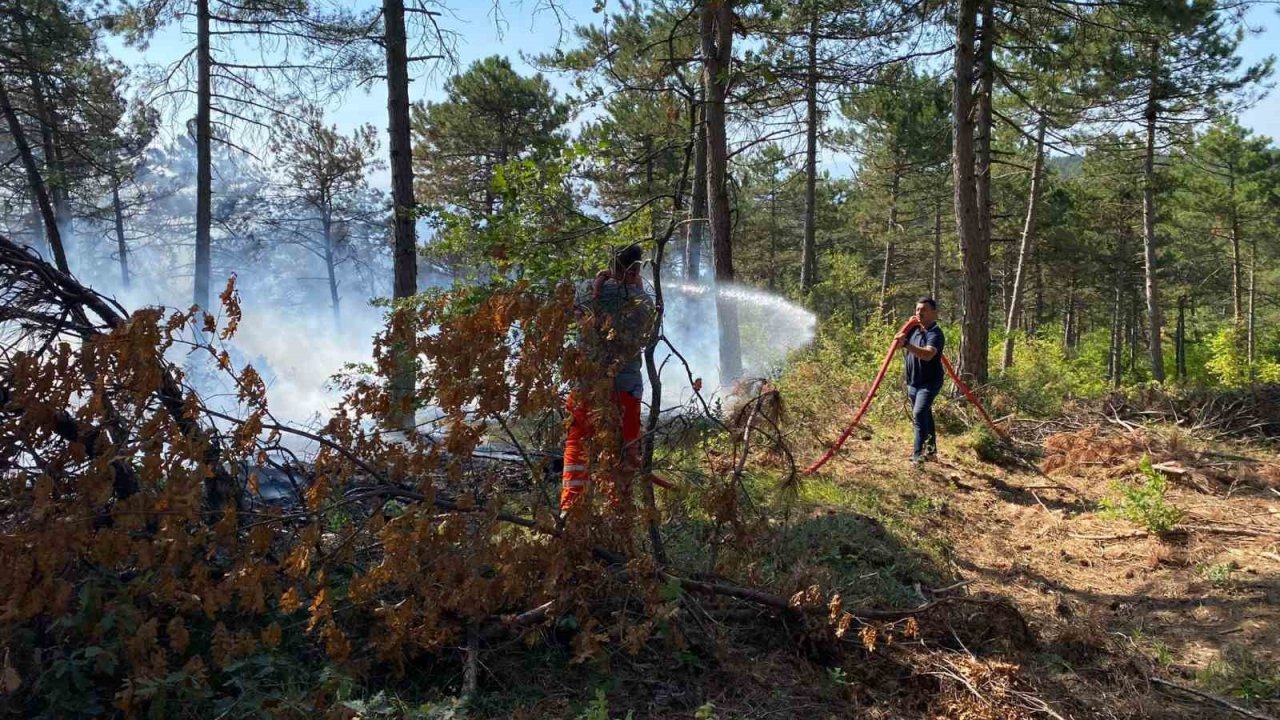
[{"xmin": 470, "ymin": 416, "xmax": 1280, "ymax": 720}]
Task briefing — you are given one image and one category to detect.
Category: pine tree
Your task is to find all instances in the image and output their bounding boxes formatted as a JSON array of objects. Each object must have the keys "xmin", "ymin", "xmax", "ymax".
[
  {"xmin": 1082, "ymin": 0, "xmax": 1273, "ymax": 380},
  {"xmin": 412, "ymin": 56, "xmax": 568, "ymax": 221},
  {"xmin": 270, "ymin": 106, "xmax": 383, "ymax": 328}
]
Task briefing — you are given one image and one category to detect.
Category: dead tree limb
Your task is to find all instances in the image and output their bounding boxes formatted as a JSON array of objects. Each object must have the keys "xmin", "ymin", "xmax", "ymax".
[
  {"xmin": 1151, "ymin": 677, "xmax": 1277, "ymax": 720},
  {"xmin": 0, "ymin": 233, "xmax": 238, "ymax": 515}
]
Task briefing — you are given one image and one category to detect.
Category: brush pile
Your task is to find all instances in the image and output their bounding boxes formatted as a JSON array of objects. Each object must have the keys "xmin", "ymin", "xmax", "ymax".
[
  {"xmin": 1101, "ymin": 385, "xmax": 1280, "ymax": 440},
  {"xmin": 1039, "ymin": 423, "xmax": 1280, "ymax": 497}
]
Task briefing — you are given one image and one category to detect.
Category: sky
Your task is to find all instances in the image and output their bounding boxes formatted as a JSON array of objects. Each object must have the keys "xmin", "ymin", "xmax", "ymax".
[{"xmin": 105, "ymin": 0, "xmax": 1280, "ymax": 188}]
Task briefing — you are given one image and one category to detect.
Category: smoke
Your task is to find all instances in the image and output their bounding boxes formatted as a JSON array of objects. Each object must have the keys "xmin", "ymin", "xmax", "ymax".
[{"xmin": 13, "ymin": 132, "xmax": 816, "ymax": 454}]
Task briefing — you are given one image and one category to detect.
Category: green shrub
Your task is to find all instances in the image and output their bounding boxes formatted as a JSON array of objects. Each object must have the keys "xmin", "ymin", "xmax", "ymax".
[
  {"xmin": 1100, "ymin": 455, "xmax": 1185, "ymax": 533},
  {"xmin": 1198, "ymin": 561, "xmax": 1237, "ymax": 588},
  {"xmin": 1206, "ymin": 327, "xmax": 1251, "ymax": 388},
  {"xmin": 1197, "ymin": 645, "xmax": 1280, "ymax": 704},
  {"xmin": 1206, "ymin": 326, "xmax": 1280, "ymax": 387},
  {"xmin": 992, "ymin": 326, "xmax": 1108, "ymax": 416}
]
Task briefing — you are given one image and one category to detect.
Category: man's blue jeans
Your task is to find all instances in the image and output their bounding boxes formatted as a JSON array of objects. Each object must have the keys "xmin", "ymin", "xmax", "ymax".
[{"xmin": 907, "ymin": 380, "xmax": 943, "ymax": 459}]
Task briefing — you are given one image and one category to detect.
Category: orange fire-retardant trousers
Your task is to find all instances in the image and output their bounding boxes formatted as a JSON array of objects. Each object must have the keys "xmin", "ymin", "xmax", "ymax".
[{"xmin": 560, "ymin": 391, "xmax": 642, "ymax": 511}]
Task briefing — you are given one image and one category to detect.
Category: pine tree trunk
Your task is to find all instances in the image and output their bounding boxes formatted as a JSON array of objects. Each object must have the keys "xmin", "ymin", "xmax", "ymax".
[
  {"xmin": 1248, "ymin": 233, "xmax": 1256, "ymax": 379},
  {"xmin": 0, "ymin": 80, "xmax": 68, "ymax": 273},
  {"xmin": 1141, "ymin": 45, "xmax": 1166, "ymax": 381},
  {"xmin": 972, "ymin": 0, "xmax": 994, "ymax": 382},
  {"xmin": 50, "ymin": 141, "xmax": 74, "ymax": 254},
  {"xmin": 1108, "ymin": 285, "xmax": 1122, "ymax": 387},
  {"xmin": 642, "ymin": 237, "xmax": 669, "ymax": 564},
  {"xmin": 1032, "ymin": 250, "xmax": 1044, "ymax": 334},
  {"xmin": 768, "ymin": 188, "xmax": 778, "ymax": 291},
  {"xmin": 953, "ymin": 0, "xmax": 988, "ymax": 385},
  {"xmin": 800, "ymin": 11, "xmax": 819, "ymax": 293},
  {"xmin": 112, "ymin": 179, "xmax": 130, "ymax": 289},
  {"xmin": 701, "ymin": 0, "xmax": 741, "ymax": 383},
  {"xmin": 932, "ymin": 201, "xmax": 942, "ymax": 300},
  {"xmin": 323, "ymin": 211, "xmax": 340, "ymax": 329},
  {"xmin": 25, "ymin": 70, "xmax": 75, "ymax": 256},
  {"xmin": 1001, "ymin": 118, "xmax": 1046, "ymax": 372},
  {"xmin": 28, "ymin": 195, "xmax": 45, "ymax": 255},
  {"xmin": 1130, "ymin": 286, "xmax": 1140, "ymax": 374},
  {"xmin": 879, "ymin": 169, "xmax": 900, "ymax": 322},
  {"xmin": 1175, "ymin": 295, "xmax": 1186, "ymax": 380},
  {"xmin": 998, "ymin": 245, "xmax": 1011, "ymax": 326},
  {"xmin": 194, "ymin": 0, "xmax": 212, "ymax": 308},
  {"xmin": 1063, "ymin": 280, "xmax": 1074, "ymax": 354},
  {"xmin": 386, "ymin": 0, "xmax": 418, "ymax": 430},
  {"xmin": 1229, "ymin": 172, "xmax": 1241, "ymax": 326},
  {"xmin": 1110, "ymin": 234, "xmax": 1127, "ymax": 387},
  {"xmin": 685, "ymin": 94, "xmax": 707, "ymax": 282}
]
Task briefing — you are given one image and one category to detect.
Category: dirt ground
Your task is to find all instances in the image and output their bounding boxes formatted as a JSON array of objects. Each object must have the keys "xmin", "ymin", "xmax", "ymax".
[
  {"xmin": 478, "ymin": 419, "xmax": 1279, "ymax": 720},
  {"xmin": 812, "ymin": 420, "xmax": 1280, "ymax": 719}
]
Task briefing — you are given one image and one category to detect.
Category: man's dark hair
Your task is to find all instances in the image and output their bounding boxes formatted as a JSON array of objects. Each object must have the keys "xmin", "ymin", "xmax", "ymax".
[
  {"xmin": 612, "ymin": 244, "xmax": 645, "ymax": 275},
  {"xmin": 916, "ymin": 297, "xmax": 938, "ymax": 310}
]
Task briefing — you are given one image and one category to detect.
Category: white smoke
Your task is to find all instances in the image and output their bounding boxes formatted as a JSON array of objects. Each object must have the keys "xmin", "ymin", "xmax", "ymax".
[{"xmin": 31, "ymin": 132, "xmax": 814, "ymax": 446}]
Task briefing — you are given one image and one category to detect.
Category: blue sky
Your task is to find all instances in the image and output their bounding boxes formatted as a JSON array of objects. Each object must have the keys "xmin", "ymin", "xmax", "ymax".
[{"xmin": 107, "ymin": 0, "xmax": 1280, "ymax": 186}]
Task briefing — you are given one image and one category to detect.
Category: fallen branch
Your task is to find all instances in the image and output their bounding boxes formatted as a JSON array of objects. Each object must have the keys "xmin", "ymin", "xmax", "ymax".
[
  {"xmin": 1069, "ymin": 531, "xmax": 1151, "ymax": 541},
  {"xmin": 929, "ymin": 579, "xmax": 974, "ymax": 595},
  {"xmin": 1150, "ymin": 677, "xmax": 1277, "ymax": 720},
  {"xmin": 0, "ymin": 234, "xmax": 239, "ymax": 514},
  {"xmin": 1182, "ymin": 524, "xmax": 1280, "ymax": 539},
  {"xmin": 673, "ymin": 574, "xmax": 951, "ymax": 620},
  {"xmin": 1071, "ymin": 524, "xmax": 1280, "ymax": 542}
]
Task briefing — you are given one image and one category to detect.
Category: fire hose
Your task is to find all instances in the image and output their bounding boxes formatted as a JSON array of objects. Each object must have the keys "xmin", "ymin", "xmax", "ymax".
[{"xmin": 802, "ymin": 317, "xmax": 1005, "ymax": 476}]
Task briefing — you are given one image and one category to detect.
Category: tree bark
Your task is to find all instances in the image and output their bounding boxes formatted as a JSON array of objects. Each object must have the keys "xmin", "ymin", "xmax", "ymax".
[
  {"xmin": 1108, "ymin": 285, "xmax": 1122, "ymax": 387},
  {"xmin": 1130, "ymin": 285, "xmax": 1140, "ymax": 374},
  {"xmin": 1001, "ymin": 118, "xmax": 1046, "ymax": 372},
  {"xmin": 701, "ymin": 0, "xmax": 741, "ymax": 383},
  {"xmin": 768, "ymin": 185, "xmax": 778, "ymax": 290},
  {"xmin": 1109, "ymin": 233, "xmax": 1128, "ymax": 387},
  {"xmin": 953, "ymin": 0, "xmax": 987, "ymax": 385},
  {"xmin": 0, "ymin": 80, "xmax": 68, "ymax": 274},
  {"xmin": 1063, "ymin": 279, "xmax": 1075, "ymax": 354},
  {"xmin": 879, "ymin": 169, "xmax": 900, "ymax": 322},
  {"xmin": 972, "ymin": 0, "xmax": 995, "ymax": 383},
  {"xmin": 25, "ymin": 69, "xmax": 75, "ymax": 257},
  {"xmin": 1175, "ymin": 295, "xmax": 1186, "ymax": 380},
  {"xmin": 1032, "ymin": 251, "xmax": 1044, "ymax": 334},
  {"xmin": 1247, "ymin": 233, "xmax": 1256, "ymax": 379},
  {"xmin": 642, "ymin": 237, "xmax": 669, "ymax": 565},
  {"xmin": 28, "ymin": 195, "xmax": 45, "ymax": 256},
  {"xmin": 112, "ymin": 179, "xmax": 130, "ymax": 289},
  {"xmin": 1227, "ymin": 166, "xmax": 1241, "ymax": 326},
  {"xmin": 386, "ymin": 0, "xmax": 418, "ymax": 430},
  {"xmin": 194, "ymin": 0, "xmax": 213, "ymax": 309},
  {"xmin": 932, "ymin": 201, "xmax": 942, "ymax": 300},
  {"xmin": 684, "ymin": 93, "xmax": 707, "ymax": 282},
  {"xmin": 323, "ymin": 211, "xmax": 340, "ymax": 329},
  {"xmin": 50, "ymin": 140, "xmax": 74, "ymax": 253},
  {"xmin": 1141, "ymin": 44, "xmax": 1166, "ymax": 381},
  {"xmin": 800, "ymin": 10, "xmax": 819, "ymax": 293}
]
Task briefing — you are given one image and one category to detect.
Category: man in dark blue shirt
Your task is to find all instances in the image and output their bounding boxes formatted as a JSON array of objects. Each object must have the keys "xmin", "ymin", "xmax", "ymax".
[{"xmin": 894, "ymin": 297, "xmax": 945, "ymax": 463}]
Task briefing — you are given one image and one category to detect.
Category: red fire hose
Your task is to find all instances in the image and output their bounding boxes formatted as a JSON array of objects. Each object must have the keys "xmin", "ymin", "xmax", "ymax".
[
  {"xmin": 802, "ymin": 318, "xmax": 1004, "ymax": 475},
  {"xmin": 940, "ymin": 355, "xmax": 1003, "ymax": 440}
]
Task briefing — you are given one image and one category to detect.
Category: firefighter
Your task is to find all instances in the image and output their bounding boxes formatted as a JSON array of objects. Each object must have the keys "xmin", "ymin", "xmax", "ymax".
[{"xmin": 560, "ymin": 244, "xmax": 655, "ymax": 511}]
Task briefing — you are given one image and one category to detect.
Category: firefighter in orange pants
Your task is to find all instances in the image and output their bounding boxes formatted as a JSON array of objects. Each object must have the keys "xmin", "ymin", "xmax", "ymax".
[{"xmin": 560, "ymin": 244, "xmax": 655, "ymax": 511}]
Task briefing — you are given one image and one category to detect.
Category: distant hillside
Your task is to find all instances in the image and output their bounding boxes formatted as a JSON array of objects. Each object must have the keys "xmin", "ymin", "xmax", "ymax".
[{"xmin": 1047, "ymin": 154, "xmax": 1083, "ymax": 177}]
